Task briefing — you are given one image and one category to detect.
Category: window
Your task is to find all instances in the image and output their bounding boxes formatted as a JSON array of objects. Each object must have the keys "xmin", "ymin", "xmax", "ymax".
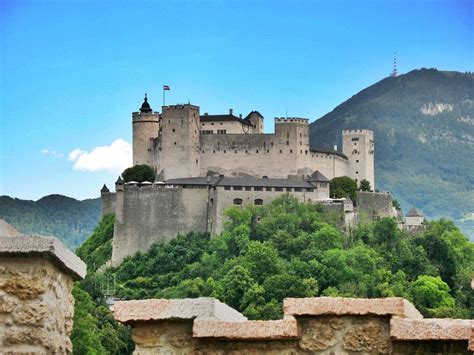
[
  {"xmin": 172, "ymin": 129, "xmax": 175, "ymax": 132},
  {"xmin": 294, "ymin": 187, "xmax": 302, "ymax": 192},
  {"xmin": 306, "ymin": 188, "xmax": 314, "ymax": 192},
  {"xmin": 280, "ymin": 150, "xmax": 282, "ymax": 154},
  {"xmin": 265, "ymin": 187, "xmax": 272, "ymax": 191},
  {"xmin": 254, "ymin": 186, "xmax": 263, "ymax": 191},
  {"xmin": 223, "ymin": 150, "xmax": 226, "ymax": 153},
  {"xmin": 174, "ymin": 142, "xmax": 177, "ymax": 145},
  {"xmin": 210, "ymin": 198, "xmax": 214, "ymax": 205},
  {"xmin": 254, "ymin": 199, "xmax": 263, "ymax": 205},
  {"xmin": 233, "ymin": 198, "xmax": 243, "ymax": 205},
  {"xmin": 233, "ymin": 186, "xmax": 243, "ymax": 191},
  {"xmin": 290, "ymin": 150, "xmax": 293, "ymax": 153},
  {"xmin": 202, "ymin": 130, "xmax": 213, "ymax": 135},
  {"xmin": 356, "ymin": 160, "xmax": 359, "ymax": 163},
  {"xmin": 356, "ymin": 171, "xmax": 359, "ymax": 174},
  {"xmin": 286, "ymin": 187, "xmax": 292, "ymax": 192},
  {"xmin": 271, "ymin": 142, "xmax": 274, "ymax": 147},
  {"xmin": 217, "ymin": 129, "xmax": 227, "ymax": 134},
  {"xmin": 320, "ymin": 182, "xmax": 327, "ymax": 188},
  {"xmin": 256, "ymin": 150, "xmax": 259, "ymax": 153},
  {"xmin": 286, "ymin": 141, "xmax": 289, "ymax": 145},
  {"xmin": 224, "ymin": 186, "xmax": 231, "ymax": 190},
  {"xmin": 287, "ymin": 132, "xmax": 290, "ymax": 138},
  {"xmin": 351, "ymin": 137, "xmax": 359, "ymax": 141},
  {"xmin": 245, "ymin": 186, "xmax": 251, "ymax": 191},
  {"xmin": 275, "ymin": 187, "xmax": 283, "ymax": 191}
]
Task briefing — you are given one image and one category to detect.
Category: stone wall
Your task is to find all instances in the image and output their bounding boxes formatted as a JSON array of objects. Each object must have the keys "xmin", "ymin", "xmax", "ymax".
[
  {"xmin": 101, "ymin": 191, "xmax": 116, "ymax": 216},
  {"xmin": 114, "ymin": 297, "xmax": 473, "ymax": 354},
  {"xmin": 356, "ymin": 191, "xmax": 396, "ymax": 220},
  {"xmin": 0, "ymin": 235, "xmax": 86, "ymax": 354},
  {"xmin": 112, "ymin": 184, "xmax": 209, "ymax": 266}
]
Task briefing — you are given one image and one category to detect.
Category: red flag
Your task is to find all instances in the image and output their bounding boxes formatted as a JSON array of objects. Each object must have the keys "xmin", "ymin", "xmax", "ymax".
[{"xmin": 163, "ymin": 85, "xmax": 170, "ymax": 91}]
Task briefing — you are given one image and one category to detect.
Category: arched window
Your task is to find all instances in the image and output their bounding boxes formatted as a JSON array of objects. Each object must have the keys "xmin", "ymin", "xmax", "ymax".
[
  {"xmin": 233, "ymin": 198, "xmax": 243, "ymax": 205},
  {"xmin": 254, "ymin": 199, "xmax": 263, "ymax": 205}
]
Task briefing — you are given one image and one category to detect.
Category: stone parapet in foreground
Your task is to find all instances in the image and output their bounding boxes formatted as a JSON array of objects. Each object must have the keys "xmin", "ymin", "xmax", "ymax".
[
  {"xmin": 0, "ymin": 234, "xmax": 86, "ymax": 354},
  {"xmin": 114, "ymin": 296, "xmax": 473, "ymax": 354}
]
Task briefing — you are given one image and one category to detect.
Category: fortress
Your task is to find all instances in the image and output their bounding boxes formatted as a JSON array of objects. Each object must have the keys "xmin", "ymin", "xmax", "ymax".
[{"xmin": 102, "ymin": 96, "xmax": 393, "ymax": 266}]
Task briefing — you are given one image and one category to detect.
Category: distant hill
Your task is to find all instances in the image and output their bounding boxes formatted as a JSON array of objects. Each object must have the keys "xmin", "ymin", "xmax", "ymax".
[
  {"xmin": 310, "ymin": 68, "xmax": 474, "ymax": 239},
  {"xmin": 0, "ymin": 194, "xmax": 101, "ymax": 249}
]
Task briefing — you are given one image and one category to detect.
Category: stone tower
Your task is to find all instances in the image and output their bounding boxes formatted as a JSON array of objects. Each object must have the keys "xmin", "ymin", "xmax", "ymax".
[
  {"xmin": 157, "ymin": 104, "xmax": 201, "ymax": 179},
  {"xmin": 132, "ymin": 94, "xmax": 160, "ymax": 168},
  {"xmin": 342, "ymin": 129, "xmax": 375, "ymax": 189}
]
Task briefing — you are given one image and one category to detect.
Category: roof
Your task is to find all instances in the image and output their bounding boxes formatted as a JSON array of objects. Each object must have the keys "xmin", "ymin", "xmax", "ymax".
[
  {"xmin": 406, "ymin": 207, "xmax": 423, "ymax": 217},
  {"xmin": 310, "ymin": 147, "xmax": 348, "ymax": 159},
  {"xmin": 139, "ymin": 94, "xmax": 152, "ymax": 113},
  {"xmin": 244, "ymin": 110, "xmax": 264, "ymax": 119},
  {"xmin": 101, "ymin": 184, "xmax": 110, "ymax": 193},
  {"xmin": 200, "ymin": 114, "xmax": 254, "ymax": 127},
  {"xmin": 165, "ymin": 176, "xmax": 317, "ymax": 189},
  {"xmin": 307, "ymin": 170, "xmax": 329, "ymax": 182},
  {"xmin": 0, "ymin": 235, "xmax": 86, "ymax": 280}
]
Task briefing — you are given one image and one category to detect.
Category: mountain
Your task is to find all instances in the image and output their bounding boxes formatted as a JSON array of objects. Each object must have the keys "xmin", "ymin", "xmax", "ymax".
[
  {"xmin": 0, "ymin": 194, "xmax": 101, "ymax": 249},
  {"xmin": 309, "ymin": 68, "xmax": 474, "ymax": 239}
]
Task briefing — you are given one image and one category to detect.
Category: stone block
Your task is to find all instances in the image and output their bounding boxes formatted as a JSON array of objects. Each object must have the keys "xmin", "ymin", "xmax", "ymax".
[
  {"xmin": 0, "ymin": 235, "xmax": 86, "ymax": 280},
  {"xmin": 390, "ymin": 316, "xmax": 473, "ymax": 341},
  {"xmin": 193, "ymin": 317, "xmax": 298, "ymax": 339},
  {"xmin": 283, "ymin": 296, "xmax": 423, "ymax": 319},
  {"xmin": 114, "ymin": 297, "xmax": 247, "ymax": 324}
]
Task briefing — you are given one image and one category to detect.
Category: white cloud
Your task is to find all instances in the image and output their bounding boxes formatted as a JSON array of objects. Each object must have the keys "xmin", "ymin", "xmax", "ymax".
[
  {"xmin": 41, "ymin": 149, "xmax": 63, "ymax": 158},
  {"xmin": 68, "ymin": 139, "xmax": 132, "ymax": 172}
]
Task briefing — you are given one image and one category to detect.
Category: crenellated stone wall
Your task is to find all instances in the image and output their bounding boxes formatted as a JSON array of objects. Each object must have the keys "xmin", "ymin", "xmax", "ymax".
[
  {"xmin": 114, "ymin": 297, "xmax": 473, "ymax": 354},
  {"xmin": 0, "ymin": 235, "xmax": 86, "ymax": 354}
]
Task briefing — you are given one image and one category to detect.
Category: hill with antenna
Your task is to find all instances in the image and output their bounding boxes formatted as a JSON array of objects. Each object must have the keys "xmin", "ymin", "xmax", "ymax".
[{"xmin": 309, "ymin": 68, "xmax": 474, "ymax": 239}]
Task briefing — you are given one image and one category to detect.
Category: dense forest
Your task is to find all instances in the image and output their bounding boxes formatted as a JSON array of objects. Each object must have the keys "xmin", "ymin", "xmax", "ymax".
[
  {"xmin": 310, "ymin": 69, "xmax": 474, "ymax": 239},
  {"xmin": 0, "ymin": 195, "xmax": 100, "ymax": 248},
  {"xmin": 73, "ymin": 195, "xmax": 474, "ymax": 353}
]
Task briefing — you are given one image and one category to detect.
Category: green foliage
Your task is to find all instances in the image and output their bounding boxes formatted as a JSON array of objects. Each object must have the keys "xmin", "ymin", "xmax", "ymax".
[
  {"xmin": 72, "ymin": 215, "xmax": 134, "ymax": 354},
  {"xmin": 122, "ymin": 164, "xmax": 156, "ymax": 183},
  {"xmin": 359, "ymin": 179, "xmax": 371, "ymax": 192},
  {"xmin": 392, "ymin": 199, "xmax": 401, "ymax": 211},
  {"xmin": 309, "ymin": 69, "xmax": 474, "ymax": 240},
  {"xmin": 329, "ymin": 176, "xmax": 357, "ymax": 202},
  {"xmin": 93, "ymin": 195, "xmax": 473, "ymax": 320},
  {"xmin": 76, "ymin": 214, "xmax": 114, "ymax": 272},
  {"xmin": 0, "ymin": 194, "xmax": 100, "ymax": 248}
]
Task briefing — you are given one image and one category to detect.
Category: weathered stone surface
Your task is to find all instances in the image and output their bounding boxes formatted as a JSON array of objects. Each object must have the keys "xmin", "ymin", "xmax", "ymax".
[
  {"xmin": 0, "ymin": 235, "xmax": 86, "ymax": 280},
  {"xmin": 469, "ymin": 326, "xmax": 474, "ymax": 351},
  {"xmin": 114, "ymin": 297, "xmax": 247, "ymax": 324},
  {"xmin": 0, "ymin": 257, "xmax": 77, "ymax": 354},
  {"xmin": 0, "ymin": 276, "xmax": 46, "ymax": 300},
  {"xmin": 390, "ymin": 316, "xmax": 473, "ymax": 340},
  {"xmin": 343, "ymin": 321, "xmax": 391, "ymax": 353},
  {"xmin": 298, "ymin": 318, "xmax": 339, "ymax": 351},
  {"xmin": 284, "ymin": 296, "xmax": 423, "ymax": 319},
  {"xmin": 193, "ymin": 317, "xmax": 298, "ymax": 339}
]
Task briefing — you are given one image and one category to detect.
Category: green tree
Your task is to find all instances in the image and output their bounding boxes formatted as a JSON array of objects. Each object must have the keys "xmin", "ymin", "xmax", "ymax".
[
  {"xmin": 122, "ymin": 164, "xmax": 156, "ymax": 182},
  {"xmin": 359, "ymin": 179, "xmax": 371, "ymax": 192},
  {"xmin": 329, "ymin": 176, "xmax": 358, "ymax": 202},
  {"xmin": 411, "ymin": 275, "xmax": 456, "ymax": 316}
]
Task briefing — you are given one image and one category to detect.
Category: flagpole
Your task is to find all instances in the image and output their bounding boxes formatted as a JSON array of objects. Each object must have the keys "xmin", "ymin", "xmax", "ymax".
[{"xmin": 163, "ymin": 88, "xmax": 165, "ymax": 107}]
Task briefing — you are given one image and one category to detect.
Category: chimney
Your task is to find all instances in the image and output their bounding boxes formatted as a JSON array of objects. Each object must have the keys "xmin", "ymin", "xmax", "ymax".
[{"xmin": 229, "ymin": 109, "xmax": 233, "ymax": 115}]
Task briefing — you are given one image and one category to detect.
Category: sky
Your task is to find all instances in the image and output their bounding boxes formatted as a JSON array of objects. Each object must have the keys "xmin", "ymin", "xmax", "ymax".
[{"xmin": 1, "ymin": 0, "xmax": 472, "ymax": 200}]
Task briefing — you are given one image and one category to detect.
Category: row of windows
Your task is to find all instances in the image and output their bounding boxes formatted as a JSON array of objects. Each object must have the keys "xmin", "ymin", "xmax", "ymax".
[
  {"xmin": 234, "ymin": 198, "xmax": 263, "ymax": 205},
  {"xmin": 224, "ymin": 186, "xmax": 314, "ymax": 192},
  {"xmin": 201, "ymin": 129, "xmax": 227, "ymax": 134}
]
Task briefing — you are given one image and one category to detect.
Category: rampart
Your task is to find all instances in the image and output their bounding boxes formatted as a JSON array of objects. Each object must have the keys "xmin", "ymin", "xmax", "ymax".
[
  {"xmin": 114, "ymin": 297, "xmax": 473, "ymax": 354},
  {"xmin": 356, "ymin": 191, "xmax": 396, "ymax": 220},
  {"xmin": 112, "ymin": 184, "xmax": 209, "ymax": 265},
  {"xmin": 0, "ymin": 234, "xmax": 86, "ymax": 354}
]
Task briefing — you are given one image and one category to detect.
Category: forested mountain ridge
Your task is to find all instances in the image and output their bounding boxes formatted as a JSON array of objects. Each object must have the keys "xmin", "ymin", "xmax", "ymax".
[
  {"xmin": 0, "ymin": 194, "xmax": 101, "ymax": 249},
  {"xmin": 310, "ymin": 69, "xmax": 474, "ymax": 239}
]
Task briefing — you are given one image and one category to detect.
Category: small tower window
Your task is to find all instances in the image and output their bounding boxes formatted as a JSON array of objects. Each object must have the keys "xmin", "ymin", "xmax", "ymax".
[
  {"xmin": 254, "ymin": 199, "xmax": 263, "ymax": 205},
  {"xmin": 172, "ymin": 129, "xmax": 175, "ymax": 132}
]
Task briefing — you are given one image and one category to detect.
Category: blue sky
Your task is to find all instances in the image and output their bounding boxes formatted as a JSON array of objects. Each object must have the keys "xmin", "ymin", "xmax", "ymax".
[{"xmin": 1, "ymin": 0, "xmax": 472, "ymax": 200}]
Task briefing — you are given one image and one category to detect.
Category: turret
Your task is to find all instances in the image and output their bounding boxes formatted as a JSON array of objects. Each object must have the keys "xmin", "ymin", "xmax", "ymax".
[
  {"xmin": 132, "ymin": 94, "xmax": 160, "ymax": 168},
  {"xmin": 157, "ymin": 104, "xmax": 201, "ymax": 179},
  {"xmin": 342, "ymin": 129, "xmax": 375, "ymax": 189}
]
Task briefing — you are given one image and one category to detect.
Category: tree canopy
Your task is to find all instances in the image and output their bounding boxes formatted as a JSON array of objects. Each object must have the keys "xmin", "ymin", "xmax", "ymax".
[
  {"xmin": 329, "ymin": 176, "xmax": 358, "ymax": 202},
  {"xmin": 122, "ymin": 164, "xmax": 156, "ymax": 183}
]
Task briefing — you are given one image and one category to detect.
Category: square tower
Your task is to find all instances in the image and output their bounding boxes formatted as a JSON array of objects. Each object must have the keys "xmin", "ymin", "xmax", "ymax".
[{"xmin": 342, "ymin": 130, "xmax": 375, "ymax": 190}]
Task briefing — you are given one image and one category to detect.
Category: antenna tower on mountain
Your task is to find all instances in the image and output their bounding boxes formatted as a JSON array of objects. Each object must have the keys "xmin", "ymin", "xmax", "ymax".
[{"xmin": 391, "ymin": 52, "xmax": 399, "ymax": 77}]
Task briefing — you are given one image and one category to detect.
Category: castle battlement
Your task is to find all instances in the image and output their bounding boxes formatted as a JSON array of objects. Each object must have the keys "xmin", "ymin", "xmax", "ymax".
[
  {"xmin": 274, "ymin": 117, "xmax": 309, "ymax": 123},
  {"xmin": 162, "ymin": 104, "xmax": 200, "ymax": 110},
  {"xmin": 342, "ymin": 129, "xmax": 374, "ymax": 135}
]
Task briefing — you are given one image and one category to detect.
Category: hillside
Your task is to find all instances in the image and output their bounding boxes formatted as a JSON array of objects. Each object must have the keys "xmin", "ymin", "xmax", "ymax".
[
  {"xmin": 72, "ymin": 196, "xmax": 474, "ymax": 352},
  {"xmin": 309, "ymin": 69, "xmax": 474, "ymax": 239},
  {"xmin": 0, "ymin": 194, "xmax": 101, "ymax": 249}
]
